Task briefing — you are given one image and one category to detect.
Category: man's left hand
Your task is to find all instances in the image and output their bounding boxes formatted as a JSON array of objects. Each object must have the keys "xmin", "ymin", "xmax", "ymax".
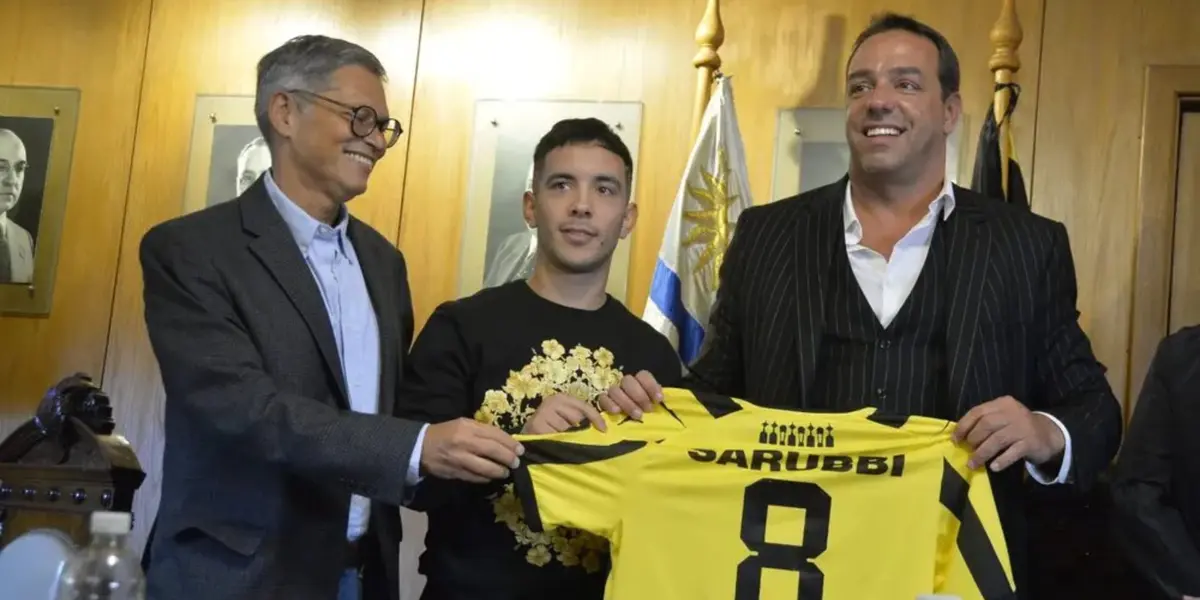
[{"xmin": 952, "ymin": 396, "xmax": 1065, "ymax": 471}]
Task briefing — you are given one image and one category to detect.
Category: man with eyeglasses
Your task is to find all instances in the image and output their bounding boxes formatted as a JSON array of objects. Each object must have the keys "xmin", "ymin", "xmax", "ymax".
[{"xmin": 138, "ymin": 35, "xmax": 524, "ymax": 600}]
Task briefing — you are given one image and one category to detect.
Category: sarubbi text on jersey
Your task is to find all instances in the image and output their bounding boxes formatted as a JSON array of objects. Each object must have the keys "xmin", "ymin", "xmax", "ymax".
[{"xmin": 686, "ymin": 448, "xmax": 907, "ymax": 477}]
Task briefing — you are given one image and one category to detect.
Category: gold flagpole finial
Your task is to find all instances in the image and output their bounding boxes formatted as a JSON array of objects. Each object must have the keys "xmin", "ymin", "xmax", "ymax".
[
  {"xmin": 989, "ymin": 0, "xmax": 1023, "ymax": 199},
  {"xmin": 690, "ymin": 0, "xmax": 724, "ymax": 141}
]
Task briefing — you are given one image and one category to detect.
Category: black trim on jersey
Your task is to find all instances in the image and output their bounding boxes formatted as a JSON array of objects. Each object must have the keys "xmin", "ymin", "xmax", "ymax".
[
  {"xmin": 564, "ymin": 420, "xmax": 591, "ymax": 433},
  {"xmin": 512, "ymin": 439, "xmax": 647, "ymax": 533},
  {"xmin": 618, "ymin": 401, "xmax": 685, "ymax": 427},
  {"xmin": 865, "ymin": 411, "xmax": 911, "ymax": 428},
  {"xmin": 939, "ymin": 460, "xmax": 1017, "ymax": 599},
  {"xmin": 523, "ymin": 439, "xmax": 649, "ymax": 467},
  {"xmin": 692, "ymin": 390, "xmax": 742, "ymax": 418},
  {"xmin": 512, "ymin": 460, "xmax": 545, "ymax": 533}
]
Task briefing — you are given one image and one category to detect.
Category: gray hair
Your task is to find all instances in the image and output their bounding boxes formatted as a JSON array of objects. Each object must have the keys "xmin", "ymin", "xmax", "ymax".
[{"xmin": 254, "ymin": 35, "xmax": 387, "ymax": 143}]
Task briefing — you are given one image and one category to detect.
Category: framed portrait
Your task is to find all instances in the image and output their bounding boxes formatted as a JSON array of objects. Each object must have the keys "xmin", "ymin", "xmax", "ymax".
[
  {"xmin": 183, "ymin": 95, "xmax": 270, "ymax": 214},
  {"xmin": 0, "ymin": 86, "xmax": 80, "ymax": 316},
  {"xmin": 769, "ymin": 107, "xmax": 968, "ymax": 201},
  {"xmin": 458, "ymin": 99, "xmax": 643, "ymax": 302}
]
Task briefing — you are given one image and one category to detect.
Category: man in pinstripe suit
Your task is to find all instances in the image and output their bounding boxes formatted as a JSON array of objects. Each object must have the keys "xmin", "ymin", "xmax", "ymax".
[{"xmin": 602, "ymin": 13, "xmax": 1122, "ymax": 597}]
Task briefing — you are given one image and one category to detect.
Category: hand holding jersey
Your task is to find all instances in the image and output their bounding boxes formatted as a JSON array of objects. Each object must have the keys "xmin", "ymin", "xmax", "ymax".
[
  {"xmin": 523, "ymin": 392, "xmax": 609, "ymax": 435},
  {"xmin": 598, "ymin": 370, "xmax": 664, "ymax": 418},
  {"xmin": 952, "ymin": 396, "xmax": 1066, "ymax": 472},
  {"xmin": 514, "ymin": 388, "xmax": 1016, "ymax": 599},
  {"xmin": 601, "ymin": 372, "xmax": 1066, "ymax": 477},
  {"xmin": 420, "ymin": 418, "xmax": 526, "ymax": 483}
]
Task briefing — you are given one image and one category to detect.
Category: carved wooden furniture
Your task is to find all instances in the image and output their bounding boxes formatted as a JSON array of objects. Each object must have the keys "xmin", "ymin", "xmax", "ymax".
[{"xmin": 0, "ymin": 373, "xmax": 145, "ymax": 549}]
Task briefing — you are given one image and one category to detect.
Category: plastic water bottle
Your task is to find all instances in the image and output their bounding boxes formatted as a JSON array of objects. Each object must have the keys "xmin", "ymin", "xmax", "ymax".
[{"xmin": 56, "ymin": 511, "xmax": 145, "ymax": 599}]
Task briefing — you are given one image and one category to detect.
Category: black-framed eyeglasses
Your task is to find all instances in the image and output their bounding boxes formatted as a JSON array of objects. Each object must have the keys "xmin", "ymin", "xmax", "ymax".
[{"xmin": 288, "ymin": 89, "xmax": 404, "ymax": 148}]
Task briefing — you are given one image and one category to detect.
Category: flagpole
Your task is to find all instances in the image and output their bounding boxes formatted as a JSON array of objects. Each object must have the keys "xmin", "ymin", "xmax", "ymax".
[
  {"xmin": 691, "ymin": 0, "xmax": 724, "ymax": 141},
  {"xmin": 988, "ymin": 0, "xmax": 1023, "ymax": 199}
]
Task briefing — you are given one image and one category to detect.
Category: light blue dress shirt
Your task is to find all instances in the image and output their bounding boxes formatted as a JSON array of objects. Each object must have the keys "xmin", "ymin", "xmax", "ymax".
[{"xmin": 264, "ymin": 172, "xmax": 424, "ymax": 541}]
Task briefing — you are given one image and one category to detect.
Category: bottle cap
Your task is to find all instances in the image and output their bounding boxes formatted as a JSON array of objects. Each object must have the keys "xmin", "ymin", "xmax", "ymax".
[{"xmin": 90, "ymin": 511, "xmax": 132, "ymax": 535}]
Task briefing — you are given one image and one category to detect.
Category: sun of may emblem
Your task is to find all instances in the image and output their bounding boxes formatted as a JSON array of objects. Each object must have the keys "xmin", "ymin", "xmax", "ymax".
[{"xmin": 682, "ymin": 145, "xmax": 738, "ymax": 291}]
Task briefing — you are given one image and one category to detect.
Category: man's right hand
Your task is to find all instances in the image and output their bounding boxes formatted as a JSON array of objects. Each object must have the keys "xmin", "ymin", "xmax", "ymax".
[
  {"xmin": 420, "ymin": 418, "xmax": 524, "ymax": 483},
  {"xmin": 597, "ymin": 370, "xmax": 663, "ymax": 418}
]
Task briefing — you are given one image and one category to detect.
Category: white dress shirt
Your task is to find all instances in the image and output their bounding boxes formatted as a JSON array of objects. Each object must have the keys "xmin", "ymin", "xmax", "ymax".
[{"xmin": 842, "ymin": 181, "xmax": 1072, "ymax": 485}]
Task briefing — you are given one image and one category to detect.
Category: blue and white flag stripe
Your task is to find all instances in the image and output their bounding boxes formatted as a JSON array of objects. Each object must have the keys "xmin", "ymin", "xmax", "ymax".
[
  {"xmin": 643, "ymin": 76, "xmax": 754, "ymax": 365},
  {"xmin": 648, "ymin": 259, "xmax": 707, "ymax": 363}
]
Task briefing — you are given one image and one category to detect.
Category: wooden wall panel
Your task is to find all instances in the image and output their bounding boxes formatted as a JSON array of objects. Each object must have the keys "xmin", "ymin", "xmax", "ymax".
[
  {"xmin": 98, "ymin": 0, "xmax": 425, "ymax": 554},
  {"xmin": 0, "ymin": 1, "xmax": 151, "ymax": 412},
  {"xmin": 397, "ymin": 0, "xmax": 1044, "ymax": 333},
  {"xmin": 0, "ymin": 0, "xmax": 1061, "ymax": 586},
  {"xmin": 1033, "ymin": 0, "xmax": 1200, "ymax": 410}
]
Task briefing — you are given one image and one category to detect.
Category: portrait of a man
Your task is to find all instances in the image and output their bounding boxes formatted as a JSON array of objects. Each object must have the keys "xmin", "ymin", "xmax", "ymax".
[
  {"xmin": 0, "ymin": 117, "xmax": 54, "ymax": 285},
  {"xmin": 481, "ymin": 163, "xmax": 537, "ymax": 288},
  {"xmin": 235, "ymin": 136, "xmax": 270, "ymax": 196},
  {"xmin": 206, "ymin": 124, "xmax": 271, "ymax": 207}
]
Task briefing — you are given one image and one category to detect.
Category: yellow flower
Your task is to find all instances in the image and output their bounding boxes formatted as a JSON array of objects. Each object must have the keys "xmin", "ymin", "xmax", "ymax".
[
  {"xmin": 520, "ymin": 362, "xmax": 539, "ymax": 379},
  {"xmin": 594, "ymin": 348, "xmax": 614, "ymax": 367},
  {"xmin": 545, "ymin": 360, "xmax": 570, "ymax": 385},
  {"xmin": 483, "ymin": 390, "xmax": 509, "ymax": 412},
  {"xmin": 542, "ymin": 340, "xmax": 565, "ymax": 359},
  {"xmin": 605, "ymin": 370, "xmax": 622, "ymax": 388},
  {"xmin": 581, "ymin": 551, "xmax": 602, "ymax": 573},
  {"xmin": 587, "ymin": 370, "xmax": 611, "ymax": 391},
  {"xmin": 493, "ymin": 488, "xmax": 521, "ymax": 518},
  {"xmin": 563, "ymin": 356, "xmax": 582, "ymax": 375},
  {"xmin": 528, "ymin": 530, "xmax": 552, "ymax": 546},
  {"xmin": 565, "ymin": 381, "xmax": 593, "ymax": 402},
  {"xmin": 559, "ymin": 547, "xmax": 580, "ymax": 567},
  {"xmin": 474, "ymin": 405, "xmax": 494, "ymax": 425},
  {"xmin": 503, "ymin": 371, "xmax": 526, "ymax": 401},
  {"xmin": 511, "ymin": 374, "xmax": 540, "ymax": 401},
  {"xmin": 570, "ymin": 345, "xmax": 592, "ymax": 361},
  {"xmin": 526, "ymin": 545, "xmax": 552, "ymax": 566}
]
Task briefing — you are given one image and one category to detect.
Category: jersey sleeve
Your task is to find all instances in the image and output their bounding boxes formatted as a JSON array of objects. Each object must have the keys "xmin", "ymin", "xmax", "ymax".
[
  {"xmin": 935, "ymin": 455, "xmax": 1018, "ymax": 600},
  {"xmin": 511, "ymin": 435, "xmax": 647, "ymax": 539},
  {"xmin": 510, "ymin": 387, "xmax": 732, "ymax": 537}
]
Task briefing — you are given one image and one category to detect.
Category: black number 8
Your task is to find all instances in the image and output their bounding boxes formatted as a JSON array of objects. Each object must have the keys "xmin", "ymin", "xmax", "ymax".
[{"xmin": 734, "ymin": 479, "xmax": 831, "ymax": 599}]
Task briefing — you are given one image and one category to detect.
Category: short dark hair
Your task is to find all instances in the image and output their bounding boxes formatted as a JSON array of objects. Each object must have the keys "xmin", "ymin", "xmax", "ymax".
[
  {"xmin": 848, "ymin": 12, "xmax": 960, "ymax": 100},
  {"xmin": 531, "ymin": 118, "xmax": 634, "ymax": 193},
  {"xmin": 255, "ymin": 35, "xmax": 387, "ymax": 142}
]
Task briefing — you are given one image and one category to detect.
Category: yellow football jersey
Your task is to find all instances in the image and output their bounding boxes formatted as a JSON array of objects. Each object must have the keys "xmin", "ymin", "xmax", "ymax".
[{"xmin": 512, "ymin": 388, "xmax": 1016, "ymax": 600}]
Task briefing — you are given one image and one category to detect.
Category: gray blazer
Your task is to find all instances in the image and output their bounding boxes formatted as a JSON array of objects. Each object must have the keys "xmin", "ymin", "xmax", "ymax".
[{"xmin": 139, "ymin": 179, "xmax": 422, "ymax": 600}]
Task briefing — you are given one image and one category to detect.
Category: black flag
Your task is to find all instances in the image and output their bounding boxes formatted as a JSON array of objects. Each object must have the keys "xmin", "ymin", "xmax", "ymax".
[{"xmin": 970, "ymin": 82, "xmax": 1029, "ymax": 209}]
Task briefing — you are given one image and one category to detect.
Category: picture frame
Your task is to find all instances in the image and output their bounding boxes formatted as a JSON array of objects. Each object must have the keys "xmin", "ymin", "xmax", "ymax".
[
  {"xmin": 458, "ymin": 99, "xmax": 643, "ymax": 302},
  {"xmin": 183, "ymin": 95, "xmax": 269, "ymax": 215},
  {"xmin": 0, "ymin": 86, "xmax": 81, "ymax": 316}
]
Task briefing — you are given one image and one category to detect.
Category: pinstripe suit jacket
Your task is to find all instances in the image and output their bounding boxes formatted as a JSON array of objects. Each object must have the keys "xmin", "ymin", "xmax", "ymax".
[
  {"xmin": 683, "ymin": 177, "xmax": 1123, "ymax": 592},
  {"xmin": 139, "ymin": 180, "xmax": 421, "ymax": 600}
]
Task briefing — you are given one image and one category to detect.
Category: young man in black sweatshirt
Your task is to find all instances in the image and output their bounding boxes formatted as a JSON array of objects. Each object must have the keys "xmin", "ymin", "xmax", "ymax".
[{"xmin": 396, "ymin": 118, "xmax": 681, "ymax": 600}]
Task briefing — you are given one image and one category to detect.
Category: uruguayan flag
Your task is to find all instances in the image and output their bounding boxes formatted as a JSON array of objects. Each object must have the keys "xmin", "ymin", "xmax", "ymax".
[{"xmin": 643, "ymin": 75, "xmax": 754, "ymax": 364}]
